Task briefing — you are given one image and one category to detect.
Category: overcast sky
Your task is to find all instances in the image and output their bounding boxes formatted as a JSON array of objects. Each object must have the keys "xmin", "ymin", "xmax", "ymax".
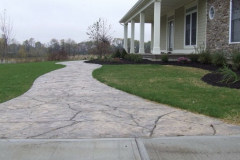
[{"xmin": 1, "ymin": 0, "xmax": 152, "ymax": 44}]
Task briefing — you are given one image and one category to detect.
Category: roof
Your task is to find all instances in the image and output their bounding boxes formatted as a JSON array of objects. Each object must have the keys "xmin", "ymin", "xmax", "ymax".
[{"xmin": 119, "ymin": 0, "xmax": 148, "ymax": 23}]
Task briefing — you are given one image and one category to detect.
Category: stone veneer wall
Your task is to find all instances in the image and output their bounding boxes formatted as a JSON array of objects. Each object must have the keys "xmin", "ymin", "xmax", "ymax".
[{"xmin": 207, "ymin": 0, "xmax": 240, "ymax": 53}]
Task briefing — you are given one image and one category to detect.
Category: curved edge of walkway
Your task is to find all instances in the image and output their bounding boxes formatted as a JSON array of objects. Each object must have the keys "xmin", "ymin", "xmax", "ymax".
[{"xmin": 0, "ymin": 61, "xmax": 240, "ymax": 139}]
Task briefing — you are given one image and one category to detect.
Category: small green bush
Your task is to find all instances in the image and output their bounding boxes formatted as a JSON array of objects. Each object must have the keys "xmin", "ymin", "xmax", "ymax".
[
  {"xmin": 112, "ymin": 49, "xmax": 121, "ymax": 58},
  {"xmin": 124, "ymin": 54, "xmax": 143, "ymax": 63},
  {"xmin": 232, "ymin": 51, "xmax": 240, "ymax": 70},
  {"xmin": 161, "ymin": 54, "xmax": 169, "ymax": 63},
  {"xmin": 189, "ymin": 54, "xmax": 199, "ymax": 62},
  {"xmin": 199, "ymin": 50, "xmax": 212, "ymax": 64},
  {"xmin": 212, "ymin": 51, "xmax": 227, "ymax": 67},
  {"xmin": 121, "ymin": 49, "xmax": 128, "ymax": 59},
  {"xmin": 218, "ymin": 65, "xmax": 240, "ymax": 84}
]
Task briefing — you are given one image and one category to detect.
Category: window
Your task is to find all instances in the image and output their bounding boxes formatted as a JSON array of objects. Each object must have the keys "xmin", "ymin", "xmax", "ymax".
[
  {"xmin": 209, "ymin": 6, "xmax": 215, "ymax": 20},
  {"xmin": 185, "ymin": 8, "xmax": 197, "ymax": 46},
  {"xmin": 231, "ymin": 0, "xmax": 240, "ymax": 43}
]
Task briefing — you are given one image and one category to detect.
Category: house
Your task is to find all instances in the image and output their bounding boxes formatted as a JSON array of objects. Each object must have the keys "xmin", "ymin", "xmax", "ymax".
[{"xmin": 120, "ymin": 0, "xmax": 240, "ymax": 55}]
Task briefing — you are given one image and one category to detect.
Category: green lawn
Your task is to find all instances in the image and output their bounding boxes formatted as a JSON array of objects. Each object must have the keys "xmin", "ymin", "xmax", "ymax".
[
  {"xmin": 0, "ymin": 62, "xmax": 64, "ymax": 103},
  {"xmin": 93, "ymin": 65, "xmax": 240, "ymax": 124}
]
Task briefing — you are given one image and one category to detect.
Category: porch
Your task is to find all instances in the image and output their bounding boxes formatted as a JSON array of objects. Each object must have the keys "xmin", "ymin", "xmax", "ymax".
[
  {"xmin": 142, "ymin": 53, "xmax": 193, "ymax": 61},
  {"xmin": 120, "ymin": 0, "xmax": 207, "ymax": 55}
]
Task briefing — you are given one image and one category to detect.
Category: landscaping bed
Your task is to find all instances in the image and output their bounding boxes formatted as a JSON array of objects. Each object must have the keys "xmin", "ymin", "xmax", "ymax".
[
  {"xmin": 86, "ymin": 59, "xmax": 240, "ymax": 89},
  {"xmin": 202, "ymin": 72, "xmax": 240, "ymax": 89},
  {"xmin": 85, "ymin": 59, "xmax": 218, "ymax": 71}
]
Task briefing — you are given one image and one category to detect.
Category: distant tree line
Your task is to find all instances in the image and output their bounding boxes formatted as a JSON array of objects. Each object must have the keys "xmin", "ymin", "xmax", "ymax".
[
  {"xmin": 0, "ymin": 38, "xmax": 100, "ymax": 58},
  {"xmin": 0, "ymin": 12, "xmax": 152, "ymax": 62}
]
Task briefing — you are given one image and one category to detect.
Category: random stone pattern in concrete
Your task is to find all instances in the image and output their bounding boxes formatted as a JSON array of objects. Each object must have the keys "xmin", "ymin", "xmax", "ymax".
[{"xmin": 0, "ymin": 61, "xmax": 239, "ymax": 139}]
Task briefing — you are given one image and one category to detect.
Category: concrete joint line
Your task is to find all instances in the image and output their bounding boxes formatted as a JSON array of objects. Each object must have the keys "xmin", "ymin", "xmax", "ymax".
[{"xmin": 135, "ymin": 138, "xmax": 150, "ymax": 160}]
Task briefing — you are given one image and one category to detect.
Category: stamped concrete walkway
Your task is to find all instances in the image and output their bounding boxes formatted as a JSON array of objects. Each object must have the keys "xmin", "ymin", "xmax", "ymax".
[{"xmin": 0, "ymin": 61, "xmax": 240, "ymax": 139}]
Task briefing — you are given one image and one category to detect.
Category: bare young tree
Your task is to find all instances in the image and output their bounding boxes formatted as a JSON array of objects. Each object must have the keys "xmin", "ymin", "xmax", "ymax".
[
  {"xmin": 0, "ymin": 10, "xmax": 13, "ymax": 62},
  {"xmin": 86, "ymin": 18, "xmax": 112, "ymax": 56}
]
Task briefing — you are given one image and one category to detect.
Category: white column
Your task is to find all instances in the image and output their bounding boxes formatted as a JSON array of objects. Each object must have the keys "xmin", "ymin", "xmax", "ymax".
[
  {"xmin": 139, "ymin": 12, "xmax": 145, "ymax": 54},
  {"xmin": 152, "ymin": 0, "xmax": 161, "ymax": 54},
  {"xmin": 130, "ymin": 20, "xmax": 135, "ymax": 53},
  {"xmin": 151, "ymin": 22, "xmax": 154, "ymax": 53},
  {"xmin": 124, "ymin": 23, "xmax": 128, "ymax": 52}
]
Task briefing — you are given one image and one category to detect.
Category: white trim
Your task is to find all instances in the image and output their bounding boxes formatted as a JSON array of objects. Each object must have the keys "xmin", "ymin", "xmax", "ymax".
[
  {"xmin": 229, "ymin": 0, "xmax": 233, "ymax": 44},
  {"xmin": 209, "ymin": 6, "xmax": 215, "ymax": 20},
  {"xmin": 130, "ymin": 20, "xmax": 135, "ymax": 53},
  {"xmin": 229, "ymin": 0, "xmax": 240, "ymax": 44},
  {"xmin": 123, "ymin": 23, "xmax": 128, "ymax": 52},
  {"xmin": 204, "ymin": 0, "xmax": 207, "ymax": 50},
  {"xmin": 153, "ymin": 1, "xmax": 162, "ymax": 54},
  {"xmin": 167, "ymin": 19, "xmax": 175, "ymax": 52},
  {"xmin": 159, "ymin": 49, "xmax": 195, "ymax": 54},
  {"xmin": 125, "ymin": 0, "xmax": 155, "ymax": 23},
  {"xmin": 184, "ymin": 5, "xmax": 198, "ymax": 49},
  {"xmin": 172, "ymin": 49, "xmax": 195, "ymax": 54},
  {"xmin": 165, "ymin": 17, "xmax": 168, "ymax": 52},
  {"xmin": 166, "ymin": 9, "xmax": 175, "ymax": 52},
  {"xmin": 139, "ymin": 12, "xmax": 145, "ymax": 54}
]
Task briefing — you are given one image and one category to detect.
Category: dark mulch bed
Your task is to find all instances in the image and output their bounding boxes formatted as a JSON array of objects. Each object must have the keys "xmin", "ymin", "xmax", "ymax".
[
  {"xmin": 202, "ymin": 73, "xmax": 240, "ymax": 89},
  {"xmin": 85, "ymin": 59, "xmax": 218, "ymax": 71},
  {"xmin": 86, "ymin": 59, "xmax": 240, "ymax": 89}
]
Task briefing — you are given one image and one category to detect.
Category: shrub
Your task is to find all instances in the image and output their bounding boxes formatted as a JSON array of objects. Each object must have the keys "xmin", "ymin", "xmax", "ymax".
[
  {"xmin": 48, "ymin": 50, "xmax": 68, "ymax": 61},
  {"xmin": 177, "ymin": 57, "xmax": 190, "ymax": 63},
  {"xmin": 212, "ymin": 51, "xmax": 227, "ymax": 67},
  {"xmin": 112, "ymin": 49, "xmax": 121, "ymax": 58},
  {"xmin": 189, "ymin": 54, "xmax": 199, "ymax": 62},
  {"xmin": 124, "ymin": 54, "xmax": 143, "ymax": 63},
  {"xmin": 232, "ymin": 51, "xmax": 240, "ymax": 70},
  {"xmin": 161, "ymin": 54, "xmax": 169, "ymax": 63},
  {"xmin": 121, "ymin": 49, "xmax": 128, "ymax": 59},
  {"xmin": 198, "ymin": 50, "xmax": 212, "ymax": 64},
  {"xmin": 218, "ymin": 65, "xmax": 240, "ymax": 84}
]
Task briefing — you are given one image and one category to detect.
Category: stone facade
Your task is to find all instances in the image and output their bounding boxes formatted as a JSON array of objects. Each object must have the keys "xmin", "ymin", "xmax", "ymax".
[{"xmin": 206, "ymin": 0, "xmax": 240, "ymax": 53}]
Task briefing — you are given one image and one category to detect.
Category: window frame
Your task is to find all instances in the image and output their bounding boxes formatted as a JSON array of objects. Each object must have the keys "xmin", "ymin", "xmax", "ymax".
[
  {"xmin": 229, "ymin": 0, "xmax": 240, "ymax": 44},
  {"xmin": 184, "ymin": 7, "xmax": 198, "ymax": 48}
]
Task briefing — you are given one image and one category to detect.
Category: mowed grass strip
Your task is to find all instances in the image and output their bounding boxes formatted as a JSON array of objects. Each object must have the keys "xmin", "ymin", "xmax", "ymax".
[
  {"xmin": 0, "ymin": 62, "xmax": 64, "ymax": 103},
  {"xmin": 93, "ymin": 65, "xmax": 240, "ymax": 124}
]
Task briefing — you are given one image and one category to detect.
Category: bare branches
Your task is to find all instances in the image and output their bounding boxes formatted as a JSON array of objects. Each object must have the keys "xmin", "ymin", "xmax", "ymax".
[
  {"xmin": 0, "ymin": 9, "xmax": 13, "ymax": 62},
  {"xmin": 86, "ymin": 18, "xmax": 113, "ymax": 56}
]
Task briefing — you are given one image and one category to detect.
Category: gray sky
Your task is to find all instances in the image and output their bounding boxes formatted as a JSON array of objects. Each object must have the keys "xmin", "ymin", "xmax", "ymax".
[{"xmin": 1, "ymin": 0, "xmax": 151, "ymax": 43}]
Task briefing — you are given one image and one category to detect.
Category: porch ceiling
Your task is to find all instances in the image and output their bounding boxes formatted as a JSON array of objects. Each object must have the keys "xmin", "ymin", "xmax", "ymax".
[{"xmin": 120, "ymin": 0, "xmax": 195, "ymax": 24}]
